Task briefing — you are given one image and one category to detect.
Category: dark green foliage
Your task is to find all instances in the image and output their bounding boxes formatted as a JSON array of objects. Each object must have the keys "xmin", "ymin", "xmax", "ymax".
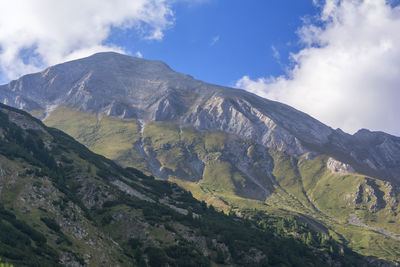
[
  {"xmin": 134, "ymin": 249, "xmax": 146, "ymax": 267},
  {"xmin": 95, "ymin": 173, "xmax": 369, "ymax": 266},
  {"xmin": 241, "ymin": 210, "xmax": 366, "ymax": 266},
  {"xmin": 98, "ymin": 182, "xmax": 367, "ymax": 266},
  {"xmin": 125, "ymin": 167, "xmax": 152, "ymax": 179},
  {"xmin": 128, "ymin": 238, "xmax": 142, "ymax": 250},
  {"xmin": 55, "ymin": 234, "xmax": 72, "ymax": 246},
  {"xmin": 145, "ymin": 247, "xmax": 169, "ymax": 267},
  {"xmin": 10, "ymin": 219, "xmax": 47, "ymax": 245},
  {"xmin": 166, "ymin": 244, "xmax": 210, "ymax": 267},
  {"xmin": 60, "ymin": 155, "xmax": 73, "ymax": 164},
  {"xmin": 101, "ymin": 214, "xmax": 113, "ymax": 226},
  {"xmin": 40, "ymin": 217, "xmax": 61, "ymax": 232},
  {"xmin": 0, "ymin": 205, "xmax": 59, "ymax": 266},
  {"xmin": 215, "ymin": 248, "xmax": 225, "ymax": 264},
  {"xmin": 141, "ymin": 178, "xmax": 173, "ymax": 198}
]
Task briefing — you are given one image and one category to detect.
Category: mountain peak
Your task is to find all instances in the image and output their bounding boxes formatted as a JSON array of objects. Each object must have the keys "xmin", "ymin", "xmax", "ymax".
[
  {"xmin": 46, "ymin": 51, "xmax": 176, "ymax": 79},
  {"xmin": 1, "ymin": 53, "xmax": 399, "ymax": 182},
  {"xmin": 66, "ymin": 51, "xmax": 168, "ymax": 66}
]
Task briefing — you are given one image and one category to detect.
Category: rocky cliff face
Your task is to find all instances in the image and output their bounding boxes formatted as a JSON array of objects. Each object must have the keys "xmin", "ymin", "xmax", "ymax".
[{"xmin": 0, "ymin": 52, "xmax": 399, "ymax": 183}]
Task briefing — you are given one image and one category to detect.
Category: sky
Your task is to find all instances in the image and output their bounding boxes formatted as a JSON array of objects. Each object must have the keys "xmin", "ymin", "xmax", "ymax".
[{"xmin": 0, "ymin": 0, "xmax": 399, "ymax": 136}]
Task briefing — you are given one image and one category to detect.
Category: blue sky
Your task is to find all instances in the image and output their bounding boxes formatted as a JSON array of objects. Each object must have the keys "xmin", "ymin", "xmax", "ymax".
[
  {"xmin": 0, "ymin": 0, "xmax": 399, "ymax": 136},
  {"xmin": 108, "ymin": 0, "xmax": 317, "ymax": 87}
]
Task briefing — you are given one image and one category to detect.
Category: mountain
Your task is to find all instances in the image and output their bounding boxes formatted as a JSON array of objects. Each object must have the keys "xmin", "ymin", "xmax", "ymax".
[
  {"xmin": 0, "ymin": 102, "xmax": 379, "ymax": 266},
  {"xmin": 1, "ymin": 52, "xmax": 399, "ymax": 263},
  {"xmin": 1, "ymin": 52, "xmax": 399, "ymax": 181}
]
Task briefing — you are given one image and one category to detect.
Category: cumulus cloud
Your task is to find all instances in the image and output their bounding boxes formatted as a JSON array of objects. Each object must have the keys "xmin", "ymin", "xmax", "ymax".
[
  {"xmin": 236, "ymin": 0, "xmax": 400, "ymax": 136},
  {"xmin": 0, "ymin": 0, "xmax": 174, "ymax": 81}
]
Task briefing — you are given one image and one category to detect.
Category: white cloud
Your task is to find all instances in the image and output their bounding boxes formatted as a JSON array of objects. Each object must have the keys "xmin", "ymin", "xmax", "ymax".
[
  {"xmin": 135, "ymin": 51, "xmax": 144, "ymax": 58},
  {"xmin": 210, "ymin": 35, "xmax": 220, "ymax": 46},
  {"xmin": 236, "ymin": 0, "xmax": 400, "ymax": 136},
  {"xmin": 0, "ymin": 0, "xmax": 174, "ymax": 81}
]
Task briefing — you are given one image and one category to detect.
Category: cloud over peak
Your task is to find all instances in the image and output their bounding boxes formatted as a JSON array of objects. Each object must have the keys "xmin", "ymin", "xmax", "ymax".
[
  {"xmin": 0, "ymin": 0, "xmax": 174, "ymax": 81},
  {"xmin": 237, "ymin": 0, "xmax": 400, "ymax": 136}
]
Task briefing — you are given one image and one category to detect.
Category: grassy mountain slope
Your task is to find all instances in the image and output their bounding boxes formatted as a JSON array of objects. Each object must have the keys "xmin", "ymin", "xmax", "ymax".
[
  {"xmin": 0, "ymin": 103, "xmax": 377, "ymax": 266},
  {"xmin": 44, "ymin": 107, "xmax": 400, "ymax": 264}
]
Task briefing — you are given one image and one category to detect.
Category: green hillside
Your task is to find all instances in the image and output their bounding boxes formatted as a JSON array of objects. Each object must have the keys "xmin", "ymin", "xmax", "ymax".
[
  {"xmin": 43, "ymin": 107, "xmax": 400, "ymax": 264},
  {"xmin": 0, "ymin": 104, "xmax": 378, "ymax": 266}
]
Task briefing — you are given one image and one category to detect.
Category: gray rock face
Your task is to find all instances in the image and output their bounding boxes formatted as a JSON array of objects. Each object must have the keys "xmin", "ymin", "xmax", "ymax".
[
  {"xmin": 1, "ymin": 52, "xmax": 399, "ymax": 182},
  {"xmin": 327, "ymin": 128, "xmax": 400, "ymax": 182},
  {"xmin": 0, "ymin": 107, "xmax": 46, "ymax": 132},
  {"xmin": 327, "ymin": 157, "xmax": 355, "ymax": 174}
]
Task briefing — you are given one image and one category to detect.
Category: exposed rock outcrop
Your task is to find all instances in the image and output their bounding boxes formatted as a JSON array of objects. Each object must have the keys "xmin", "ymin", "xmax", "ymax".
[{"xmin": 327, "ymin": 157, "xmax": 355, "ymax": 174}]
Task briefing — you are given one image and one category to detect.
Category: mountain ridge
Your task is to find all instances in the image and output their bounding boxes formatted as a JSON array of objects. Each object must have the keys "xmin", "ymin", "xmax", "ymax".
[
  {"xmin": 1, "ymin": 52, "xmax": 400, "ymax": 262},
  {"xmin": 0, "ymin": 52, "xmax": 399, "ymax": 182}
]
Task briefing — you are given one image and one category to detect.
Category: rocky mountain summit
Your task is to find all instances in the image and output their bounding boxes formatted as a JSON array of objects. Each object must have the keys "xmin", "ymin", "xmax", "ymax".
[{"xmin": 1, "ymin": 52, "xmax": 400, "ymax": 262}]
